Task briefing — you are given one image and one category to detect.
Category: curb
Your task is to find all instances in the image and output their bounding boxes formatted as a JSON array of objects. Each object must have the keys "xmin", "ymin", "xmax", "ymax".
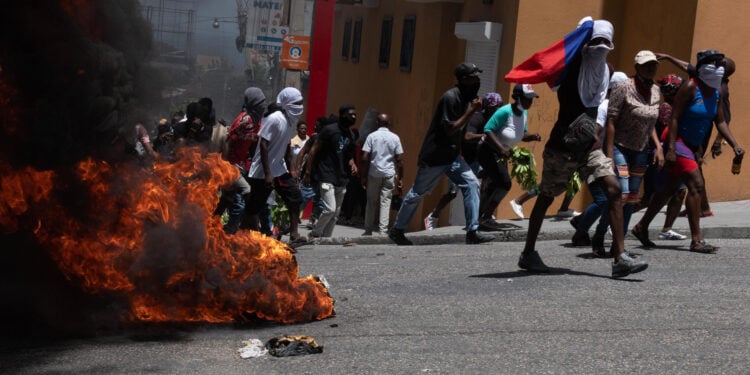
[{"xmin": 308, "ymin": 226, "xmax": 750, "ymax": 246}]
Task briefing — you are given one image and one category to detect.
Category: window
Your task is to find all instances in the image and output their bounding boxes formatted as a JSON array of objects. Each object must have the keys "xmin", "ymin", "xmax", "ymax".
[
  {"xmin": 399, "ymin": 16, "xmax": 416, "ymax": 72},
  {"xmin": 342, "ymin": 18, "xmax": 352, "ymax": 61},
  {"xmin": 351, "ymin": 17, "xmax": 363, "ymax": 63},
  {"xmin": 378, "ymin": 17, "xmax": 393, "ymax": 68}
]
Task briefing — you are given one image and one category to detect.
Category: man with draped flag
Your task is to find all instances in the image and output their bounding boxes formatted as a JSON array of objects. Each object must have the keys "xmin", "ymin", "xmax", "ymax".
[{"xmin": 505, "ymin": 18, "xmax": 649, "ymax": 279}]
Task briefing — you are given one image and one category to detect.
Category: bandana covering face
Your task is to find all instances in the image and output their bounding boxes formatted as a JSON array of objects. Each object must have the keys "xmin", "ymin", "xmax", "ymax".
[
  {"xmin": 276, "ymin": 87, "xmax": 304, "ymax": 126},
  {"xmin": 698, "ymin": 64, "xmax": 724, "ymax": 89},
  {"xmin": 578, "ymin": 20, "xmax": 613, "ymax": 108},
  {"xmin": 244, "ymin": 87, "xmax": 266, "ymax": 124}
]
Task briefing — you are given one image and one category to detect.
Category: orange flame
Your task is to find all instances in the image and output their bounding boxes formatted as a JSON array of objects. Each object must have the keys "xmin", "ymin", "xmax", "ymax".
[{"xmin": 0, "ymin": 148, "xmax": 334, "ymax": 324}]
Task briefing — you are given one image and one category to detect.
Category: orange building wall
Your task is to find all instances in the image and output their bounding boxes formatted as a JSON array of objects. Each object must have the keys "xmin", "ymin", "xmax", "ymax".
[{"xmin": 691, "ymin": 0, "xmax": 750, "ymax": 201}]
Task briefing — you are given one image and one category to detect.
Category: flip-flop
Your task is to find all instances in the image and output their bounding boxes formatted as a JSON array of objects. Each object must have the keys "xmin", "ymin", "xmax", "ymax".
[{"xmin": 690, "ymin": 240, "xmax": 719, "ymax": 254}]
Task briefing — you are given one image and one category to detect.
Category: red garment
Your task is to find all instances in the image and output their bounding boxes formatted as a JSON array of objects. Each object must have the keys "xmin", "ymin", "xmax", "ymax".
[{"xmin": 226, "ymin": 111, "xmax": 260, "ymax": 172}]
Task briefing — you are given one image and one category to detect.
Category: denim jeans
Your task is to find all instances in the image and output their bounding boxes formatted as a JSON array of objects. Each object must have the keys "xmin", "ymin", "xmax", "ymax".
[
  {"xmin": 577, "ymin": 182, "xmax": 608, "ymax": 236},
  {"xmin": 394, "ymin": 157, "xmax": 480, "ymax": 231},
  {"xmin": 612, "ymin": 145, "xmax": 648, "ymax": 230},
  {"xmin": 299, "ymin": 183, "xmax": 317, "ymax": 210}
]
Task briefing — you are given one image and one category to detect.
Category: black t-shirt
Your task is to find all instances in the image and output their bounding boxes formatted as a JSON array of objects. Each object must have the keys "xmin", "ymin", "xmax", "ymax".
[
  {"xmin": 546, "ymin": 54, "xmax": 597, "ymax": 151},
  {"xmin": 313, "ymin": 124, "xmax": 355, "ymax": 186},
  {"xmin": 461, "ymin": 112, "xmax": 485, "ymax": 164},
  {"xmin": 418, "ymin": 86, "xmax": 470, "ymax": 167}
]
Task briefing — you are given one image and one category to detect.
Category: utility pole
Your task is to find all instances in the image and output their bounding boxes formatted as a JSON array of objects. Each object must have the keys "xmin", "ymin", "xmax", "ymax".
[{"xmin": 284, "ymin": 0, "xmax": 306, "ymax": 90}]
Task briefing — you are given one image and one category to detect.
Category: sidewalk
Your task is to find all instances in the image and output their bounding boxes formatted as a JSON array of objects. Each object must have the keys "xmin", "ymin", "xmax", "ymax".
[{"xmin": 303, "ymin": 200, "xmax": 750, "ymax": 246}]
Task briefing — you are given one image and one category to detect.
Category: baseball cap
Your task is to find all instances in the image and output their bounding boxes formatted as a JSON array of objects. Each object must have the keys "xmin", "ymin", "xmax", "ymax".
[
  {"xmin": 634, "ymin": 50, "xmax": 658, "ymax": 65},
  {"xmin": 454, "ymin": 62, "xmax": 482, "ymax": 80},
  {"xmin": 696, "ymin": 49, "xmax": 724, "ymax": 68},
  {"xmin": 513, "ymin": 84, "xmax": 539, "ymax": 99}
]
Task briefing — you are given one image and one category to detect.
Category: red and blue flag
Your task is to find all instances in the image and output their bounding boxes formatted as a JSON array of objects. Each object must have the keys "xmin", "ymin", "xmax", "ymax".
[{"xmin": 505, "ymin": 20, "xmax": 593, "ymax": 89}]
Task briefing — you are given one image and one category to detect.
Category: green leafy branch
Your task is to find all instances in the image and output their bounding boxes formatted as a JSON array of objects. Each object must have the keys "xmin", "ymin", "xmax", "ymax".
[{"xmin": 509, "ymin": 146, "xmax": 539, "ymax": 191}]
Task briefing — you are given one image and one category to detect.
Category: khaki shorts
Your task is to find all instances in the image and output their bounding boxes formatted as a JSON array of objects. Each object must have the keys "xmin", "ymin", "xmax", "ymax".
[{"xmin": 538, "ymin": 147, "xmax": 614, "ymax": 197}]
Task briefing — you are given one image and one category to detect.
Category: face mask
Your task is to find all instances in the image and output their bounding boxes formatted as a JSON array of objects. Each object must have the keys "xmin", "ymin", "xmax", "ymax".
[
  {"xmin": 341, "ymin": 113, "xmax": 356, "ymax": 127},
  {"xmin": 698, "ymin": 64, "xmax": 724, "ymax": 89},
  {"xmin": 459, "ymin": 83, "xmax": 480, "ymax": 99},
  {"xmin": 583, "ymin": 43, "xmax": 613, "ymax": 60},
  {"xmin": 286, "ymin": 103, "xmax": 304, "ymax": 117}
]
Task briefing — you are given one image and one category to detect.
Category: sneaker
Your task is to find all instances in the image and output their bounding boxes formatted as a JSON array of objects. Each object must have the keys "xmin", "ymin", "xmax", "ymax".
[
  {"xmin": 556, "ymin": 209, "xmax": 581, "ymax": 218},
  {"xmin": 361, "ymin": 231, "xmax": 373, "ymax": 236},
  {"xmin": 466, "ymin": 230, "xmax": 494, "ymax": 244},
  {"xmin": 388, "ymin": 228, "xmax": 413, "ymax": 246},
  {"xmin": 424, "ymin": 213, "xmax": 438, "ymax": 230},
  {"xmin": 509, "ymin": 199, "xmax": 525, "ymax": 219},
  {"xmin": 611, "ymin": 252, "xmax": 648, "ymax": 278},
  {"xmin": 518, "ymin": 250, "xmax": 551, "ymax": 273},
  {"xmin": 658, "ymin": 230, "xmax": 687, "ymax": 240}
]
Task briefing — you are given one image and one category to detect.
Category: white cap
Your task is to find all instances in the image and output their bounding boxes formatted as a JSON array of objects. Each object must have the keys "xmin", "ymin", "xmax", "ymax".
[
  {"xmin": 513, "ymin": 83, "xmax": 539, "ymax": 98},
  {"xmin": 634, "ymin": 50, "xmax": 658, "ymax": 65}
]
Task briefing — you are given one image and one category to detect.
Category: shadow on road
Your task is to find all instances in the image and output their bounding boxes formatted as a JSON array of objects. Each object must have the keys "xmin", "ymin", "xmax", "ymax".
[{"xmin": 470, "ymin": 268, "xmax": 645, "ymax": 282}]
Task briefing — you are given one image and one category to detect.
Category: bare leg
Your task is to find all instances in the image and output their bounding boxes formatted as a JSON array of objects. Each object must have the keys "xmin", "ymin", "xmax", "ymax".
[
  {"xmin": 683, "ymin": 169, "xmax": 705, "ymax": 243},
  {"xmin": 661, "ymin": 188, "xmax": 687, "ymax": 232},
  {"xmin": 698, "ymin": 167, "xmax": 712, "ymax": 216},
  {"xmin": 598, "ymin": 175, "xmax": 624, "ymax": 261},
  {"xmin": 558, "ymin": 193, "xmax": 575, "ymax": 212},
  {"xmin": 522, "ymin": 194, "xmax": 554, "ymax": 254},
  {"xmin": 516, "ymin": 189, "xmax": 537, "ymax": 206},
  {"xmin": 431, "ymin": 190, "xmax": 457, "ymax": 217}
]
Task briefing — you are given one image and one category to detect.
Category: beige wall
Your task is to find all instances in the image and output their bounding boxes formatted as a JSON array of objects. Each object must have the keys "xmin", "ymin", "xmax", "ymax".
[{"xmin": 325, "ymin": 0, "xmax": 750, "ymax": 230}]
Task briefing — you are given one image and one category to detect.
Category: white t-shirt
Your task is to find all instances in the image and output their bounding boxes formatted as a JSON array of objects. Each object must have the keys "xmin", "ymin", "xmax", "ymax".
[
  {"xmin": 483, "ymin": 103, "xmax": 527, "ymax": 148},
  {"xmin": 362, "ymin": 127, "xmax": 404, "ymax": 178},
  {"xmin": 248, "ymin": 111, "xmax": 296, "ymax": 178},
  {"xmin": 290, "ymin": 135, "xmax": 308, "ymax": 169},
  {"xmin": 596, "ymin": 99, "xmax": 609, "ymax": 128}
]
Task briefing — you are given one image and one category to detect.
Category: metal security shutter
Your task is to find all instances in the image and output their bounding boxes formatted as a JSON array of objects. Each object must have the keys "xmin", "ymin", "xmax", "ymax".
[{"xmin": 466, "ymin": 41, "xmax": 499, "ymax": 97}]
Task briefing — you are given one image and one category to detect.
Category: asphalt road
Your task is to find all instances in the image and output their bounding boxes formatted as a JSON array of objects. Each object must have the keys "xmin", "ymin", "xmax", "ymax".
[{"xmin": 3, "ymin": 237, "xmax": 750, "ymax": 374}]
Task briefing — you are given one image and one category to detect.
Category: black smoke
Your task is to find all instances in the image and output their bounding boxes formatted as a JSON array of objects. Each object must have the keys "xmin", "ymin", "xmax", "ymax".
[
  {"xmin": 0, "ymin": 0, "xmax": 156, "ymax": 169},
  {"xmin": 0, "ymin": 0, "xmax": 160, "ymax": 337}
]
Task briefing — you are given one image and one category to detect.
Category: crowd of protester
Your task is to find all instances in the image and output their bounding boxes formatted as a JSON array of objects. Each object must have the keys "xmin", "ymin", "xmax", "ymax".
[{"xmin": 128, "ymin": 17, "xmax": 743, "ymax": 279}]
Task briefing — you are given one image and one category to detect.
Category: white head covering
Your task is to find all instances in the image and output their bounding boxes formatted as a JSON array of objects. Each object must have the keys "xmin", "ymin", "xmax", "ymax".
[
  {"xmin": 276, "ymin": 87, "xmax": 304, "ymax": 124},
  {"xmin": 578, "ymin": 20, "xmax": 614, "ymax": 108},
  {"xmin": 591, "ymin": 20, "xmax": 614, "ymax": 43}
]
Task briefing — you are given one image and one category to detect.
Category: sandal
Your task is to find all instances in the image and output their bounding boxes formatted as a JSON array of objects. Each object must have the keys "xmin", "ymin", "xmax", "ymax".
[
  {"xmin": 631, "ymin": 226, "xmax": 656, "ymax": 248},
  {"xmin": 690, "ymin": 240, "xmax": 719, "ymax": 254}
]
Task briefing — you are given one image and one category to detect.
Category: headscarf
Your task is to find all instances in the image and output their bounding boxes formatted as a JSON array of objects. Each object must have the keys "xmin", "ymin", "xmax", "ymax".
[
  {"xmin": 578, "ymin": 20, "xmax": 613, "ymax": 108},
  {"xmin": 244, "ymin": 87, "xmax": 266, "ymax": 124},
  {"xmin": 482, "ymin": 92, "xmax": 503, "ymax": 111},
  {"xmin": 276, "ymin": 87, "xmax": 304, "ymax": 126},
  {"xmin": 657, "ymin": 74, "xmax": 683, "ymax": 97}
]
